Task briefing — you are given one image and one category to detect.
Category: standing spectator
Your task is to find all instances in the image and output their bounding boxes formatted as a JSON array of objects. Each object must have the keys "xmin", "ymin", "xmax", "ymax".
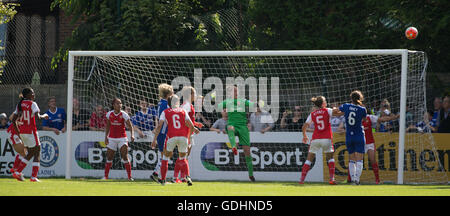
[
  {"xmin": 0, "ymin": 113, "xmax": 11, "ymax": 130},
  {"xmin": 407, "ymin": 110, "xmax": 437, "ymax": 133},
  {"xmin": 432, "ymin": 97, "xmax": 442, "ymax": 127},
  {"xmin": 72, "ymin": 98, "xmax": 90, "ymax": 131},
  {"xmin": 248, "ymin": 103, "xmax": 274, "ymax": 133},
  {"xmin": 280, "ymin": 106, "xmax": 305, "ymax": 131},
  {"xmin": 210, "ymin": 109, "xmax": 228, "ymax": 134},
  {"xmin": 330, "ymin": 103, "xmax": 345, "ymax": 133},
  {"xmin": 42, "ymin": 96, "xmax": 67, "ymax": 135},
  {"xmin": 132, "ymin": 99, "xmax": 157, "ymax": 137},
  {"xmin": 438, "ymin": 95, "xmax": 450, "ymax": 133},
  {"xmin": 89, "ymin": 104, "xmax": 107, "ymax": 131},
  {"xmin": 378, "ymin": 99, "xmax": 395, "ymax": 132},
  {"xmin": 194, "ymin": 96, "xmax": 212, "ymax": 131}
]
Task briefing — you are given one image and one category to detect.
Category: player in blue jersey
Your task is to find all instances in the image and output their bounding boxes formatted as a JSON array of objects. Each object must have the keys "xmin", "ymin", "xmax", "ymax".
[
  {"xmin": 339, "ymin": 90, "xmax": 367, "ymax": 185},
  {"xmin": 42, "ymin": 96, "xmax": 67, "ymax": 135},
  {"xmin": 150, "ymin": 83, "xmax": 173, "ymax": 183}
]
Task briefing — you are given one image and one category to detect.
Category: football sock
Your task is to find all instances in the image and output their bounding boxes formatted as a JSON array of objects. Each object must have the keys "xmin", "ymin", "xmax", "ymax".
[
  {"xmin": 173, "ymin": 158, "xmax": 182, "ymax": 178},
  {"xmin": 104, "ymin": 160, "xmax": 112, "ymax": 178},
  {"xmin": 31, "ymin": 162, "xmax": 39, "ymax": 178},
  {"xmin": 17, "ymin": 157, "xmax": 29, "ymax": 173},
  {"xmin": 356, "ymin": 160, "xmax": 364, "ymax": 182},
  {"xmin": 372, "ymin": 162, "xmax": 380, "ymax": 182},
  {"xmin": 13, "ymin": 155, "xmax": 21, "ymax": 170},
  {"xmin": 182, "ymin": 159, "xmax": 190, "ymax": 177},
  {"xmin": 161, "ymin": 159, "xmax": 169, "ymax": 181},
  {"xmin": 349, "ymin": 160, "xmax": 356, "ymax": 181},
  {"xmin": 328, "ymin": 159, "xmax": 335, "ymax": 181},
  {"xmin": 153, "ymin": 156, "xmax": 162, "ymax": 174},
  {"xmin": 226, "ymin": 129, "xmax": 237, "ymax": 148},
  {"xmin": 347, "ymin": 167, "xmax": 352, "ymax": 181},
  {"xmin": 245, "ymin": 156, "xmax": 253, "ymax": 177},
  {"xmin": 122, "ymin": 159, "xmax": 132, "ymax": 179},
  {"xmin": 300, "ymin": 160, "xmax": 311, "ymax": 182}
]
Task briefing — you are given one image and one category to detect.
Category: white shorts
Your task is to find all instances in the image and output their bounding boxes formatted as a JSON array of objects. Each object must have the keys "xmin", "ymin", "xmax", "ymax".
[
  {"xmin": 365, "ymin": 143, "xmax": 375, "ymax": 153},
  {"xmin": 19, "ymin": 132, "xmax": 40, "ymax": 148},
  {"xmin": 309, "ymin": 139, "xmax": 334, "ymax": 154},
  {"xmin": 166, "ymin": 136, "xmax": 189, "ymax": 153},
  {"xmin": 107, "ymin": 137, "xmax": 128, "ymax": 151}
]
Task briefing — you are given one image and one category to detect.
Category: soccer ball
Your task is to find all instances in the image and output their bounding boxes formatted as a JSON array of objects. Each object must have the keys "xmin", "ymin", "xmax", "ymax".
[{"xmin": 405, "ymin": 27, "xmax": 418, "ymax": 40}]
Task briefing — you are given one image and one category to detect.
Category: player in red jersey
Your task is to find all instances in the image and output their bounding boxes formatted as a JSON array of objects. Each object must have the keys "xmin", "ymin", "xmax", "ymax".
[
  {"xmin": 300, "ymin": 96, "xmax": 343, "ymax": 185},
  {"xmin": 171, "ymin": 86, "xmax": 203, "ymax": 183},
  {"xmin": 103, "ymin": 98, "xmax": 135, "ymax": 181},
  {"xmin": 9, "ymin": 87, "xmax": 49, "ymax": 182},
  {"xmin": 151, "ymin": 94, "xmax": 200, "ymax": 186}
]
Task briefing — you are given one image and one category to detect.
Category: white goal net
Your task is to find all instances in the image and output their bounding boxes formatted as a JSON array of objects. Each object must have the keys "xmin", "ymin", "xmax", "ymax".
[{"xmin": 66, "ymin": 50, "xmax": 448, "ymax": 184}]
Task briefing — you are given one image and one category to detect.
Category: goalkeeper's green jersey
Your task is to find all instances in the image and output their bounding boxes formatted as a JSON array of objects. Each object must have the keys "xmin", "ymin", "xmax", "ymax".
[{"xmin": 218, "ymin": 98, "xmax": 254, "ymax": 126}]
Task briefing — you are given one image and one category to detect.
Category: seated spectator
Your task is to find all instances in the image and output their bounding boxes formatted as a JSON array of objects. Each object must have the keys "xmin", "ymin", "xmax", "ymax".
[
  {"xmin": 210, "ymin": 109, "xmax": 227, "ymax": 134},
  {"xmin": 280, "ymin": 106, "xmax": 305, "ymax": 131},
  {"xmin": 0, "ymin": 113, "xmax": 11, "ymax": 130},
  {"xmin": 248, "ymin": 103, "xmax": 274, "ymax": 133},
  {"xmin": 132, "ymin": 99, "xmax": 157, "ymax": 137},
  {"xmin": 42, "ymin": 96, "xmax": 67, "ymax": 135},
  {"xmin": 89, "ymin": 104, "xmax": 107, "ymax": 131},
  {"xmin": 438, "ymin": 95, "xmax": 450, "ymax": 133},
  {"xmin": 306, "ymin": 106, "xmax": 317, "ymax": 132},
  {"xmin": 72, "ymin": 98, "xmax": 90, "ymax": 131},
  {"xmin": 407, "ymin": 110, "xmax": 437, "ymax": 133}
]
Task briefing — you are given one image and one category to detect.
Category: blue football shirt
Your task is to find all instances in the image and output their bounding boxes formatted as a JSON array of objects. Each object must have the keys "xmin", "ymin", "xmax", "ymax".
[
  {"xmin": 339, "ymin": 103, "xmax": 367, "ymax": 137},
  {"xmin": 42, "ymin": 107, "xmax": 67, "ymax": 130}
]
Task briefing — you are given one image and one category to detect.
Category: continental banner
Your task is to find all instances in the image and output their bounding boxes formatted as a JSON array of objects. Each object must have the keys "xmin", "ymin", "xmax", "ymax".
[{"xmin": 326, "ymin": 132, "xmax": 450, "ymax": 184}]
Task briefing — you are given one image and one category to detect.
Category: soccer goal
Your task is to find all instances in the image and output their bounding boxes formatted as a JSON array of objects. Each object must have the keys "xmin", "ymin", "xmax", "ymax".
[{"xmin": 66, "ymin": 50, "xmax": 448, "ymax": 184}]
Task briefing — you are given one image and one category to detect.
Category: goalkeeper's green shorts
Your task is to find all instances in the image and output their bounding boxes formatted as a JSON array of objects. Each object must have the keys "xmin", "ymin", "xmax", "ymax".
[{"xmin": 226, "ymin": 123, "xmax": 250, "ymax": 146}]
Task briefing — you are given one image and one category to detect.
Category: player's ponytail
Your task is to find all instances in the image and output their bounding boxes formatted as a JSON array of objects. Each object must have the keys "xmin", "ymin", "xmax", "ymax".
[
  {"xmin": 311, "ymin": 96, "xmax": 325, "ymax": 108},
  {"xmin": 350, "ymin": 90, "xmax": 364, "ymax": 106},
  {"xmin": 17, "ymin": 87, "xmax": 33, "ymax": 114}
]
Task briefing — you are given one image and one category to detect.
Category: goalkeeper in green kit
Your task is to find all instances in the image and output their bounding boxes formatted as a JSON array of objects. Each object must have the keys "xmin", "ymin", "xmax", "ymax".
[{"xmin": 218, "ymin": 85, "xmax": 256, "ymax": 182}]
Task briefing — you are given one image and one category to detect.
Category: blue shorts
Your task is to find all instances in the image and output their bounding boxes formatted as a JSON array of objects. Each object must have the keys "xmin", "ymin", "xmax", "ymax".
[
  {"xmin": 345, "ymin": 135, "xmax": 366, "ymax": 154},
  {"xmin": 156, "ymin": 133, "xmax": 167, "ymax": 152}
]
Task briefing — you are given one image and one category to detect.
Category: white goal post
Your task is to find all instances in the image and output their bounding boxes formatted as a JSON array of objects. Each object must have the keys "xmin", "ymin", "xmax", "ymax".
[{"xmin": 66, "ymin": 49, "xmax": 445, "ymax": 184}]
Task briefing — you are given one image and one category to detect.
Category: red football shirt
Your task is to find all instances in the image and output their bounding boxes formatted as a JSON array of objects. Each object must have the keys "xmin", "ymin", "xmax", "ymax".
[
  {"xmin": 106, "ymin": 110, "xmax": 130, "ymax": 139},
  {"xmin": 160, "ymin": 107, "xmax": 191, "ymax": 138},
  {"xmin": 13, "ymin": 100, "xmax": 39, "ymax": 134},
  {"xmin": 306, "ymin": 108, "xmax": 333, "ymax": 140},
  {"xmin": 89, "ymin": 111, "xmax": 106, "ymax": 129},
  {"xmin": 363, "ymin": 115, "xmax": 378, "ymax": 145}
]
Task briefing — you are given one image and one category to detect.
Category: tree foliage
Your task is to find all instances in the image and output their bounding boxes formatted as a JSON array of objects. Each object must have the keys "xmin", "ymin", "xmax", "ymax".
[
  {"xmin": 52, "ymin": 0, "xmax": 450, "ymax": 81},
  {"xmin": 0, "ymin": 1, "xmax": 18, "ymax": 83}
]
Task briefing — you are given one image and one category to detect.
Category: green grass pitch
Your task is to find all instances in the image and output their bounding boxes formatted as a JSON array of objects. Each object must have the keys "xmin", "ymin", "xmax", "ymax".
[{"xmin": 1, "ymin": 177, "xmax": 449, "ymax": 196}]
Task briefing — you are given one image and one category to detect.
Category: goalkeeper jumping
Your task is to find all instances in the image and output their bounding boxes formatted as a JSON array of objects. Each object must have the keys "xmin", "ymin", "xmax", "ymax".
[{"xmin": 217, "ymin": 85, "xmax": 256, "ymax": 182}]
